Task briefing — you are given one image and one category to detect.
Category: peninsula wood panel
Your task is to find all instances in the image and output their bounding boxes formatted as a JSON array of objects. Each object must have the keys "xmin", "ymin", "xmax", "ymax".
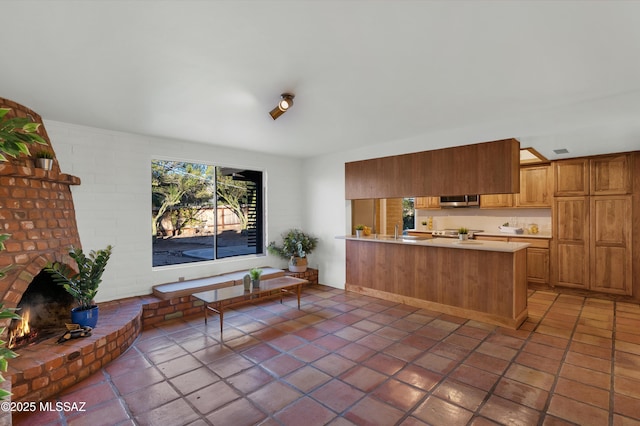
[
  {"xmin": 345, "ymin": 138, "xmax": 520, "ymax": 199},
  {"xmin": 345, "ymin": 240, "xmax": 527, "ymax": 328}
]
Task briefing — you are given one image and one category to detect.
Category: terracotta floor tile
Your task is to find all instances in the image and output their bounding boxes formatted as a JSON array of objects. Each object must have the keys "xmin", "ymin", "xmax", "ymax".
[
  {"xmin": 169, "ymin": 366, "xmax": 220, "ymax": 395},
  {"xmin": 450, "ymin": 364, "xmax": 500, "ymax": 392},
  {"xmin": 505, "ymin": 363, "xmax": 556, "ymax": 391},
  {"xmin": 356, "ymin": 334, "xmax": 393, "ymax": 351},
  {"xmin": 412, "ymin": 395, "xmax": 474, "ymax": 426},
  {"xmin": 432, "ymin": 378, "xmax": 488, "ymax": 412},
  {"xmin": 65, "ymin": 399, "xmax": 131, "ymax": 426},
  {"xmin": 122, "ymin": 381, "xmax": 180, "ymax": 415},
  {"xmin": 191, "ymin": 343, "xmax": 234, "ymax": 364},
  {"xmin": 493, "ymin": 377, "xmax": 549, "ymax": 411},
  {"xmin": 401, "ymin": 334, "xmax": 438, "ymax": 351},
  {"xmin": 333, "ymin": 325, "xmax": 369, "ymax": 341},
  {"xmin": 383, "ymin": 342, "xmax": 423, "ymax": 362},
  {"xmin": 480, "ymin": 395, "xmax": 541, "ymax": 425},
  {"xmin": 444, "ymin": 333, "xmax": 481, "ymax": 351},
  {"xmin": 314, "ymin": 334, "xmax": 351, "ymax": 351},
  {"xmin": 58, "ymin": 381, "xmax": 117, "ymax": 410},
  {"xmin": 267, "ymin": 334, "xmax": 306, "ymax": 351},
  {"xmin": 395, "ymin": 364, "xmax": 443, "ymax": 392},
  {"xmin": 206, "ymin": 397, "xmax": 265, "ymax": 426},
  {"xmin": 352, "ymin": 319, "xmax": 384, "ymax": 332},
  {"xmin": 522, "ymin": 341, "xmax": 566, "ymax": 361},
  {"xmin": 413, "ymin": 352, "xmax": 458, "ymax": 375},
  {"xmin": 241, "ymin": 342, "xmax": 281, "ymax": 363},
  {"xmin": 564, "ymin": 350, "xmax": 611, "ymax": 373},
  {"xmin": 312, "ymin": 353, "xmax": 356, "ymax": 376},
  {"xmin": 185, "ymin": 381, "xmax": 240, "ymax": 415},
  {"xmin": 344, "ymin": 396, "xmax": 405, "ymax": 426},
  {"xmin": 465, "ymin": 352, "xmax": 510, "ymax": 375},
  {"xmin": 554, "ymin": 377, "xmax": 610, "ymax": 410},
  {"xmin": 340, "ymin": 366, "xmax": 388, "ymax": 392},
  {"xmin": 134, "ymin": 397, "xmax": 199, "ymax": 425},
  {"xmin": 155, "ymin": 353, "xmax": 203, "ymax": 378},
  {"xmin": 615, "ymin": 376, "xmax": 640, "ymax": 399},
  {"xmin": 261, "ymin": 353, "xmax": 305, "ymax": 377},
  {"xmin": 248, "ymin": 381, "xmax": 302, "ymax": 413},
  {"xmin": 363, "ymin": 353, "xmax": 406, "ymax": 375},
  {"xmin": 284, "ymin": 365, "xmax": 332, "ymax": 392},
  {"xmin": 476, "ymin": 341, "xmax": 518, "ymax": 361},
  {"xmin": 616, "ymin": 340, "xmax": 640, "ymax": 357},
  {"xmin": 547, "ymin": 394, "xmax": 609, "ymax": 425},
  {"xmin": 374, "ymin": 325, "xmax": 409, "ymax": 341},
  {"xmin": 311, "ymin": 379, "xmax": 365, "ymax": 413},
  {"xmin": 614, "ymin": 392, "xmax": 640, "ymax": 420},
  {"xmin": 372, "ymin": 378, "xmax": 426, "ymax": 411},
  {"xmin": 275, "ymin": 396, "xmax": 336, "ymax": 426},
  {"xmin": 416, "ymin": 324, "xmax": 451, "ymax": 340},
  {"xmin": 145, "ymin": 343, "xmax": 189, "ymax": 365},
  {"xmin": 336, "ymin": 342, "xmax": 376, "ymax": 362},
  {"xmin": 104, "ymin": 350, "xmax": 152, "ymax": 378},
  {"xmin": 226, "ymin": 365, "xmax": 273, "ymax": 393},
  {"xmin": 290, "ymin": 343, "xmax": 330, "ymax": 362},
  {"xmin": 111, "ymin": 366, "xmax": 165, "ymax": 395},
  {"xmin": 207, "ymin": 353, "xmax": 254, "ymax": 378},
  {"xmin": 294, "ymin": 325, "xmax": 328, "ymax": 341},
  {"xmin": 515, "ymin": 351, "xmax": 561, "ymax": 375},
  {"xmin": 390, "ymin": 318, "xmax": 424, "ymax": 332},
  {"xmin": 560, "ymin": 363, "xmax": 611, "ymax": 390}
]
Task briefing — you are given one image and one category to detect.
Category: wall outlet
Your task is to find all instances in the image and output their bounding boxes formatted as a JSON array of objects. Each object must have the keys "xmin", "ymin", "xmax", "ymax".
[{"xmin": 178, "ymin": 276, "xmax": 185, "ymax": 282}]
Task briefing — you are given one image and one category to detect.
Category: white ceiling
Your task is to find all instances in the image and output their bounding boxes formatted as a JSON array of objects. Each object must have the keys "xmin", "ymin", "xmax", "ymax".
[{"xmin": 3, "ymin": 1, "xmax": 640, "ymax": 159}]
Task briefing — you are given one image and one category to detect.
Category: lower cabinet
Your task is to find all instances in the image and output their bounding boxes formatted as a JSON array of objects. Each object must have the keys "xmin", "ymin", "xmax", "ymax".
[{"xmin": 475, "ymin": 236, "xmax": 550, "ymax": 285}]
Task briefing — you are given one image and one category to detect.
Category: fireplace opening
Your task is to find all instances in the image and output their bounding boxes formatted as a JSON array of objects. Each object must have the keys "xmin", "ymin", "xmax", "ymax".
[{"xmin": 7, "ymin": 270, "xmax": 75, "ymax": 349}]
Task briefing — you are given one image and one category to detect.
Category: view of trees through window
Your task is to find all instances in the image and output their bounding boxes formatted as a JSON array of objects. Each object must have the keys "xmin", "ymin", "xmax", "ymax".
[
  {"xmin": 403, "ymin": 198, "xmax": 415, "ymax": 230},
  {"xmin": 151, "ymin": 160, "xmax": 264, "ymax": 267}
]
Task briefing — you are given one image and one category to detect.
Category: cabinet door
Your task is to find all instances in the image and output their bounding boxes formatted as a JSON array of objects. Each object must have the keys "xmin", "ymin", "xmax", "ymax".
[
  {"xmin": 552, "ymin": 197, "xmax": 589, "ymax": 289},
  {"xmin": 517, "ymin": 165, "xmax": 551, "ymax": 207},
  {"xmin": 415, "ymin": 197, "xmax": 440, "ymax": 209},
  {"xmin": 590, "ymin": 154, "xmax": 631, "ymax": 195},
  {"xmin": 527, "ymin": 248, "xmax": 549, "ymax": 284},
  {"xmin": 590, "ymin": 196, "xmax": 632, "ymax": 295},
  {"xmin": 554, "ymin": 159, "xmax": 589, "ymax": 196},
  {"xmin": 480, "ymin": 194, "xmax": 513, "ymax": 208}
]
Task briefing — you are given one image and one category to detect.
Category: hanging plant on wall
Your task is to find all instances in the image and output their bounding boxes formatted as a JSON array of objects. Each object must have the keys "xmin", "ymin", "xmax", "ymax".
[{"xmin": 0, "ymin": 108, "xmax": 46, "ymax": 161}]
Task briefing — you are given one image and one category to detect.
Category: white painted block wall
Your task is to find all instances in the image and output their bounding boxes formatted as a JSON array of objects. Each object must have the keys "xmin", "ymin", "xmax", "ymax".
[{"xmin": 44, "ymin": 120, "xmax": 305, "ymax": 302}]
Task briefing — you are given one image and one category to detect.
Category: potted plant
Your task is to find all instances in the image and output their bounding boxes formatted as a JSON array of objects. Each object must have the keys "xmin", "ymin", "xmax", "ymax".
[
  {"xmin": 268, "ymin": 229, "xmax": 318, "ymax": 273},
  {"xmin": 46, "ymin": 245, "xmax": 113, "ymax": 328},
  {"xmin": 354, "ymin": 224, "xmax": 365, "ymax": 238},
  {"xmin": 33, "ymin": 149, "xmax": 54, "ymax": 170},
  {"xmin": 249, "ymin": 268, "xmax": 262, "ymax": 289},
  {"xmin": 458, "ymin": 227, "xmax": 469, "ymax": 241},
  {"xmin": 0, "ymin": 108, "xmax": 46, "ymax": 162}
]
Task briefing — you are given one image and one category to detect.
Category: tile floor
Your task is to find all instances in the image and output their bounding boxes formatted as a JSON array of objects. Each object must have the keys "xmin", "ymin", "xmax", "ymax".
[{"xmin": 13, "ymin": 285, "xmax": 640, "ymax": 426}]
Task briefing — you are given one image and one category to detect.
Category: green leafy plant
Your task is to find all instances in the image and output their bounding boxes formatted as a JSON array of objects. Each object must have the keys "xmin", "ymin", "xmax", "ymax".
[
  {"xmin": 249, "ymin": 268, "xmax": 262, "ymax": 280},
  {"xmin": 46, "ymin": 246, "xmax": 113, "ymax": 311},
  {"xmin": 267, "ymin": 229, "xmax": 318, "ymax": 261},
  {"xmin": 0, "ymin": 304, "xmax": 20, "ymax": 400},
  {"xmin": 458, "ymin": 227, "xmax": 469, "ymax": 234},
  {"xmin": 354, "ymin": 224, "xmax": 365, "ymax": 231},
  {"xmin": 0, "ymin": 108, "xmax": 46, "ymax": 161}
]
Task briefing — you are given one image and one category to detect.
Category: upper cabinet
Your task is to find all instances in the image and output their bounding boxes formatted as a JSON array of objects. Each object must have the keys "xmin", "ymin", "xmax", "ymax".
[
  {"xmin": 554, "ymin": 158, "xmax": 589, "ymax": 196},
  {"xmin": 516, "ymin": 165, "xmax": 552, "ymax": 207},
  {"xmin": 480, "ymin": 164, "xmax": 551, "ymax": 208},
  {"xmin": 415, "ymin": 197, "xmax": 440, "ymax": 210},
  {"xmin": 345, "ymin": 139, "xmax": 520, "ymax": 199},
  {"xmin": 554, "ymin": 154, "xmax": 631, "ymax": 196},
  {"xmin": 590, "ymin": 154, "xmax": 631, "ymax": 195}
]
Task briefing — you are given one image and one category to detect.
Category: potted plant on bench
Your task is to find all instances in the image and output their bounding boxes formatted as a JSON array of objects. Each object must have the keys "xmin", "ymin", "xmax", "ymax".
[
  {"xmin": 249, "ymin": 268, "xmax": 262, "ymax": 289},
  {"xmin": 46, "ymin": 245, "xmax": 113, "ymax": 328},
  {"xmin": 268, "ymin": 229, "xmax": 318, "ymax": 273}
]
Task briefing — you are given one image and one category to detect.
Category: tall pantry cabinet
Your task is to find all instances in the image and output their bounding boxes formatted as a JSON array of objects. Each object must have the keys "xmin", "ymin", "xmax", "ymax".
[{"xmin": 552, "ymin": 154, "xmax": 633, "ymax": 295}]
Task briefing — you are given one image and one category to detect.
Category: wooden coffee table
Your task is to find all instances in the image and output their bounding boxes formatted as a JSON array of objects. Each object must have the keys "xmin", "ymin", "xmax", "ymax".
[{"xmin": 192, "ymin": 275, "xmax": 307, "ymax": 335}]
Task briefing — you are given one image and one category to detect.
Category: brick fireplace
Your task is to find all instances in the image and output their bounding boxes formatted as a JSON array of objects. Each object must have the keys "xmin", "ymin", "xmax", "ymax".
[{"xmin": 0, "ymin": 98, "xmax": 141, "ymax": 407}]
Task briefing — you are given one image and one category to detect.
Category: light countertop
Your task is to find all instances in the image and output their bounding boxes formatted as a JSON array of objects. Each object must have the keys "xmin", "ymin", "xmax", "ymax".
[
  {"xmin": 338, "ymin": 235, "xmax": 529, "ymax": 253},
  {"xmin": 406, "ymin": 229, "xmax": 551, "ymax": 239}
]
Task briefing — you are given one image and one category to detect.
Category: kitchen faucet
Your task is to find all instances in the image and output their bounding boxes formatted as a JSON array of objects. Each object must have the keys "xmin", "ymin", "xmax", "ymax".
[{"xmin": 394, "ymin": 223, "xmax": 399, "ymax": 239}]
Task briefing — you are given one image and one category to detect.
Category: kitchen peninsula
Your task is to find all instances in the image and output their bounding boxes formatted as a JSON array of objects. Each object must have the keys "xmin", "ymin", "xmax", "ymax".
[{"xmin": 342, "ymin": 236, "xmax": 529, "ymax": 329}]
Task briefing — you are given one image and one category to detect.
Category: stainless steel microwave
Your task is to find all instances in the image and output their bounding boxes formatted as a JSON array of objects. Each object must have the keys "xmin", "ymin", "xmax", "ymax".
[{"xmin": 439, "ymin": 195, "xmax": 480, "ymax": 208}]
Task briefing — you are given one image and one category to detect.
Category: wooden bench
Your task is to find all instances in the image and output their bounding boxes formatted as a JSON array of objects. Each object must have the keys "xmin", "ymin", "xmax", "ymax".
[{"xmin": 152, "ymin": 267, "xmax": 285, "ymax": 300}]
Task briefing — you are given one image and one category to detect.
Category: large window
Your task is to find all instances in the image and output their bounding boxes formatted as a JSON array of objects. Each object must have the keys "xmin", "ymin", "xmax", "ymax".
[{"xmin": 151, "ymin": 160, "xmax": 264, "ymax": 267}]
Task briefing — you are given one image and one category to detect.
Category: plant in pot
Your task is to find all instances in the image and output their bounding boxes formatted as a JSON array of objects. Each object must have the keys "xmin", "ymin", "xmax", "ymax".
[
  {"xmin": 458, "ymin": 227, "xmax": 469, "ymax": 241},
  {"xmin": 33, "ymin": 149, "xmax": 54, "ymax": 170},
  {"xmin": 268, "ymin": 229, "xmax": 318, "ymax": 273},
  {"xmin": 0, "ymin": 108, "xmax": 46, "ymax": 162},
  {"xmin": 249, "ymin": 268, "xmax": 262, "ymax": 289},
  {"xmin": 354, "ymin": 224, "xmax": 365, "ymax": 238},
  {"xmin": 46, "ymin": 245, "xmax": 113, "ymax": 328}
]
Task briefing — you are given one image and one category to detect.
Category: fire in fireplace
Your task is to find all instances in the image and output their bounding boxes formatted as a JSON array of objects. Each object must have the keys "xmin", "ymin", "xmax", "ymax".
[{"xmin": 7, "ymin": 270, "xmax": 75, "ymax": 349}]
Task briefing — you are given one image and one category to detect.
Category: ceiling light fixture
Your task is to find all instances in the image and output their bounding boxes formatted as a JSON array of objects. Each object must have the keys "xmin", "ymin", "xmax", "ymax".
[{"xmin": 269, "ymin": 93, "xmax": 295, "ymax": 120}]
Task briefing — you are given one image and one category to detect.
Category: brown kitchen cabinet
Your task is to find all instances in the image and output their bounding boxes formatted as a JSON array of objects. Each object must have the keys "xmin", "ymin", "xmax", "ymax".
[
  {"xmin": 552, "ymin": 197, "xmax": 590, "ymax": 290},
  {"xmin": 480, "ymin": 164, "xmax": 551, "ymax": 208},
  {"xmin": 516, "ymin": 165, "xmax": 551, "ymax": 207},
  {"xmin": 590, "ymin": 195, "xmax": 632, "ymax": 295},
  {"xmin": 415, "ymin": 197, "xmax": 440, "ymax": 209},
  {"xmin": 554, "ymin": 159, "xmax": 589, "ymax": 196},
  {"xmin": 590, "ymin": 154, "xmax": 631, "ymax": 195},
  {"xmin": 476, "ymin": 235, "xmax": 550, "ymax": 285}
]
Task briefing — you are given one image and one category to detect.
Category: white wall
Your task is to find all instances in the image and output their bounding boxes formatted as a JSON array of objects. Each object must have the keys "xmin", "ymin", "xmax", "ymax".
[{"xmin": 45, "ymin": 120, "xmax": 304, "ymax": 302}]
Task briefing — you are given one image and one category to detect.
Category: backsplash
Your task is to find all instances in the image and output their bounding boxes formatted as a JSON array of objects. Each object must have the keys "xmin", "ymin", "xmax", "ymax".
[{"xmin": 415, "ymin": 208, "xmax": 552, "ymax": 236}]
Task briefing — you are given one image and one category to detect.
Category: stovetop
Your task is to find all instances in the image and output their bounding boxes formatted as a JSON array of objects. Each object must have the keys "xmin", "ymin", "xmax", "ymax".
[{"xmin": 432, "ymin": 229, "xmax": 483, "ymax": 238}]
